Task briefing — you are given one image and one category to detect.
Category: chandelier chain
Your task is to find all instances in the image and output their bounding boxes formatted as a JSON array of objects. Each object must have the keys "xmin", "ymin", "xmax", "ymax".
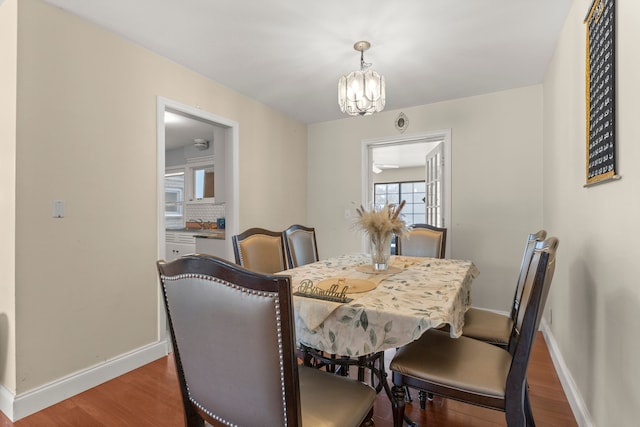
[{"xmin": 360, "ymin": 51, "xmax": 372, "ymax": 71}]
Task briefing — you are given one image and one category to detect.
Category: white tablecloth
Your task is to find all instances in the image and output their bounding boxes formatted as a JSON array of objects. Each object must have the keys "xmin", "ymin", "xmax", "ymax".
[{"xmin": 281, "ymin": 254, "xmax": 479, "ymax": 357}]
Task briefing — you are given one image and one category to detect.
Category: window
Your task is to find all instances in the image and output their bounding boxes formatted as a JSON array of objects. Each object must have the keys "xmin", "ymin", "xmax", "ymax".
[
  {"xmin": 186, "ymin": 156, "xmax": 215, "ymax": 202},
  {"xmin": 374, "ymin": 181, "xmax": 426, "ymax": 226},
  {"xmin": 375, "ymin": 181, "xmax": 426, "ymax": 255},
  {"xmin": 193, "ymin": 166, "xmax": 215, "ymax": 199},
  {"xmin": 165, "ymin": 170, "xmax": 185, "ymax": 229}
]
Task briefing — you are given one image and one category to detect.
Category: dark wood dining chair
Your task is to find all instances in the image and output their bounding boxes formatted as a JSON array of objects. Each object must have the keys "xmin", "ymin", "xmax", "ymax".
[
  {"xmin": 461, "ymin": 229, "xmax": 547, "ymax": 348},
  {"xmin": 396, "ymin": 223, "xmax": 447, "ymax": 258},
  {"xmin": 389, "ymin": 237, "xmax": 559, "ymax": 427},
  {"xmin": 232, "ymin": 227, "xmax": 287, "ymax": 274},
  {"xmin": 283, "ymin": 224, "xmax": 320, "ymax": 268},
  {"xmin": 157, "ymin": 254, "xmax": 376, "ymax": 427}
]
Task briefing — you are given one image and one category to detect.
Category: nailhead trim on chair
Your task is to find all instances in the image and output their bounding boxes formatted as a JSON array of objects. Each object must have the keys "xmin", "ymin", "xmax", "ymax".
[{"xmin": 161, "ymin": 273, "xmax": 288, "ymax": 426}]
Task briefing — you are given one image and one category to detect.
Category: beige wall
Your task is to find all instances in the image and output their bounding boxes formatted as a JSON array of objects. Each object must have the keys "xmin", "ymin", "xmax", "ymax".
[
  {"xmin": 0, "ymin": 0, "xmax": 17, "ymax": 393},
  {"xmin": 308, "ymin": 85, "xmax": 543, "ymax": 311},
  {"xmin": 543, "ymin": 0, "xmax": 640, "ymax": 425},
  {"xmin": 13, "ymin": 0, "xmax": 306, "ymax": 394}
]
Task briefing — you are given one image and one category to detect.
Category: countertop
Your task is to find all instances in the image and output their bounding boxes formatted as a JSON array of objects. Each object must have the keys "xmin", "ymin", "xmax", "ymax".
[{"xmin": 167, "ymin": 228, "xmax": 226, "ymax": 240}]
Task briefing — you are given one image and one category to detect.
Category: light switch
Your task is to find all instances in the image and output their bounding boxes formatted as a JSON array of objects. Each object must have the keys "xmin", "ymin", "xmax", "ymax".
[{"xmin": 53, "ymin": 200, "xmax": 65, "ymax": 218}]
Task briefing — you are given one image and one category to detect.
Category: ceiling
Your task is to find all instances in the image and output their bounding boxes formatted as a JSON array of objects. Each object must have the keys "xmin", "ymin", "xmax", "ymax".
[
  {"xmin": 372, "ymin": 142, "xmax": 436, "ymax": 170},
  {"xmin": 163, "ymin": 111, "xmax": 217, "ymax": 151},
  {"xmin": 43, "ymin": 0, "xmax": 572, "ymax": 125}
]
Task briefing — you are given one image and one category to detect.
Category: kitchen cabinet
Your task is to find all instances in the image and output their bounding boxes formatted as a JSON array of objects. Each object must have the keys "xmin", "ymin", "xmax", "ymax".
[
  {"xmin": 195, "ymin": 235, "xmax": 228, "ymax": 261},
  {"xmin": 165, "ymin": 231, "xmax": 196, "ymax": 261}
]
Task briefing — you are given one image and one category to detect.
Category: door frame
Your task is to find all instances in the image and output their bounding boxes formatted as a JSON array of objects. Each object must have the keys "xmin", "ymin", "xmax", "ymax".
[
  {"xmin": 361, "ymin": 129, "xmax": 452, "ymax": 256},
  {"xmin": 156, "ymin": 96, "xmax": 239, "ymax": 342}
]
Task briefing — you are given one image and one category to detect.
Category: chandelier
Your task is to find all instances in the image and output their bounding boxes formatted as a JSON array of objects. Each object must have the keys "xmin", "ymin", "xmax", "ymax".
[{"xmin": 338, "ymin": 41, "xmax": 386, "ymax": 116}]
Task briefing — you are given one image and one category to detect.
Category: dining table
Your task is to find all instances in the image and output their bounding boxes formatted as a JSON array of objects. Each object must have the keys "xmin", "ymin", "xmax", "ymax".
[{"xmin": 280, "ymin": 253, "xmax": 479, "ymax": 400}]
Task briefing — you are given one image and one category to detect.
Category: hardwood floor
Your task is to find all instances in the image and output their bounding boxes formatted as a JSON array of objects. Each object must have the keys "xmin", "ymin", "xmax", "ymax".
[{"xmin": 2, "ymin": 333, "xmax": 577, "ymax": 426}]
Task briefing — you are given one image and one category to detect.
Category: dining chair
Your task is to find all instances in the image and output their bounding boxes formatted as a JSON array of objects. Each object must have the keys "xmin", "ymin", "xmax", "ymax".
[
  {"xmin": 283, "ymin": 224, "xmax": 320, "ymax": 268},
  {"xmin": 232, "ymin": 227, "xmax": 287, "ymax": 274},
  {"xmin": 461, "ymin": 229, "xmax": 547, "ymax": 348},
  {"xmin": 157, "ymin": 254, "xmax": 376, "ymax": 427},
  {"xmin": 389, "ymin": 237, "xmax": 559, "ymax": 427},
  {"xmin": 396, "ymin": 223, "xmax": 447, "ymax": 258}
]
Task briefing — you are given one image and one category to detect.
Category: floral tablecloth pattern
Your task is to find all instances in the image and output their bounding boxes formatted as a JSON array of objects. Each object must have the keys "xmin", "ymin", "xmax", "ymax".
[{"xmin": 282, "ymin": 254, "xmax": 479, "ymax": 357}]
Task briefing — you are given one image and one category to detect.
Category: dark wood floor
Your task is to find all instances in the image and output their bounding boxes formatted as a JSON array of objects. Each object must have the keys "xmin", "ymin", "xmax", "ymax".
[{"xmin": 2, "ymin": 333, "xmax": 577, "ymax": 426}]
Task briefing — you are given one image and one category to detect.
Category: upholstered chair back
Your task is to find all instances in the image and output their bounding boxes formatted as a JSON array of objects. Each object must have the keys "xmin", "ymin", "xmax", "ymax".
[
  {"xmin": 511, "ymin": 229, "xmax": 547, "ymax": 319},
  {"xmin": 283, "ymin": 225, "xmax": 319, "ymax": 268},
  {"xmin": 157, "ymin": 255, "xmax": 300, "ymax": 426},
  {"xmin": 232, "ymin": 228, "xmax": 287, "ymax": 274},
  {"xmin": 509, "ymin": 237, "xmax": 559, "ymax": 356},
  {"xmin": 398, "ymin": 224, "xmax": 447, "ymax": 258}
]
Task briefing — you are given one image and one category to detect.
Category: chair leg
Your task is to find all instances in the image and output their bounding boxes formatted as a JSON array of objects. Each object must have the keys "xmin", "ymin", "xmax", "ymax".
[
  {"xmin": 301, "ymin": 347, "xmax": 314, "ymax": 367},
  {"xmin": 416, "ymin": 389, "xmax": 435, "ymax": 409},
  {"xmin": 391, "ymin": 385, "xmax": 406, "ymax": 427},
  {"xmin": 418, "ymin": 390, "xmax": 427, "ymax": 410},
  {"xmin": 505, "ymin": 384, "xmax": 528, "ymax": 427},
  {"xmin": 339, "ymin": 355, "xmax": 350, "ymax": 376},
  {"xmin": 326, "ymin": 352, "xmax": 336, "ymax": 373},
  {"xmin": 404, "ymin": 385, "xmax": 413, "ymax": 402},
  {"xmin": 360, "ymin": 408, "xmax": 375, "ymax": 427},
  {"xmin": 358, "ymin": 355, "xmax": 366, "ymax": 381},
  {"xmin": 185, "ymin": 406, "xmax": 205, "ymax": 427},
  {"xmin": 524, "ymin": 386, "xmax": 536, "ymax": 426}
]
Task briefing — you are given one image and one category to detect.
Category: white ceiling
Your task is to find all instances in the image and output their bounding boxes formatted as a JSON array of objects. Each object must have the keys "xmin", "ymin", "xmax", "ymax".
[
  {"xmin": 43, "ymin": 0, "xmax": 571, "ymax": 125},
  {"xmin": 163, "ymin": 111, "xmax": 217, "ymax": 151},
  {"xmin": 372, "ymin": 142, "xmax": 436, "ymax": 170}
]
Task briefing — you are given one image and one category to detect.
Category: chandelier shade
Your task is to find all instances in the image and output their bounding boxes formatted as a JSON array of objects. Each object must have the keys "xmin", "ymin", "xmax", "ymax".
[{"xmin": 338, "ymin": 41, "xmax": 386, "ymax": 116}]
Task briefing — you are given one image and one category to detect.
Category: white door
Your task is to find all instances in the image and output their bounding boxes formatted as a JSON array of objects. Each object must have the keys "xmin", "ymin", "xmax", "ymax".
[{"xmin": 424, "ymin": 142, "xmax": 444, "ymax": 228}]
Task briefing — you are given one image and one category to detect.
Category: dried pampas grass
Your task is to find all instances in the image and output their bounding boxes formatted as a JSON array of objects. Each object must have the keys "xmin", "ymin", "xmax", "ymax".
[{"xmin": 354, "ymin": 201, "xmax": 408, "ymax": 237}]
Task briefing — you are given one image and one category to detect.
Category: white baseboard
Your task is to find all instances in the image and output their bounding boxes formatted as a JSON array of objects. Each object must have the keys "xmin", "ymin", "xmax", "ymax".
[
  {"xmin": 0, "ymin": 339, "xmax": 169, "ymax": 422},
  {"xmin": 540, "ymin": 320, "xmax": 593, "ymax": 427},
  {"xmin": 0, "ymin": 383, "xmax": 15, "ymax": 422}
]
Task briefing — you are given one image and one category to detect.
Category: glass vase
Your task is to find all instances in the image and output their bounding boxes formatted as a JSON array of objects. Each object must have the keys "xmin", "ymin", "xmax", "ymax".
[{"xmin": 370, "ymin": 231, "xmax": 393, "ymax": 272}]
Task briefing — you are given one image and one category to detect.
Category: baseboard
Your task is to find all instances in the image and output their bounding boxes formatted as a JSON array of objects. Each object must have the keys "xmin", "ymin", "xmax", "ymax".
[
  {"xmin": 1, "ymin": 339, "xmax": 169, "ymax": 422},
  {"xmin": 540, "ymin": 320, "xmax": 593, "ymax": 427},
  {"xmin": 0, "ymin": 383, "xmax": 15, "ymax": 422}
]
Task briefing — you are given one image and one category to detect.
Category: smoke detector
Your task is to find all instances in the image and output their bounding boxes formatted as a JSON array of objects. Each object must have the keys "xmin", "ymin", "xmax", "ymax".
[{"xmin": 193, "ymin": 138, "xmax": 209, "ymax": 150}]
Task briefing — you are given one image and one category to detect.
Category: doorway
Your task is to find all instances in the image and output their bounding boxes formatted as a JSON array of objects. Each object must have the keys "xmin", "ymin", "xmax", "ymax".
[
  {"xmin": 156, "ymin": 96, "xmax": 239, "ymax": 341},
  {"xmin": 361, "ymin": 130, "xmax": 452, "ymax": 256}
]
